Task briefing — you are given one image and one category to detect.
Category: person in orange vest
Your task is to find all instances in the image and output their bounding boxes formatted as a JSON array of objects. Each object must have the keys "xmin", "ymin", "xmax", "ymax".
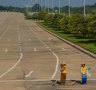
[
  {"xmin": 81, "ymin": 64, "xmax": 87, "ymax": 84},
  {"xmin": 60, "ymin": 63, "xmax": 67, "ymax": 85}
]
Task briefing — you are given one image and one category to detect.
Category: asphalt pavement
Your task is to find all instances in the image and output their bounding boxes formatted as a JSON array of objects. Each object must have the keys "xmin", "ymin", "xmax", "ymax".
[{"xmin": 0, "ymin": 12, "xmax": 95, "ymax": 90}]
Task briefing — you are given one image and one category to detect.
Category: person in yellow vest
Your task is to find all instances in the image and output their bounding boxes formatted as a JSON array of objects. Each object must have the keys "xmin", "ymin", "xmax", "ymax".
[
  {"xmin": 60, "ymin": 63, "xmax": 67, "ymax": 85},
  {"xmin": 81, "ymin": 64, "xmax": 87, "ymax": 84}
]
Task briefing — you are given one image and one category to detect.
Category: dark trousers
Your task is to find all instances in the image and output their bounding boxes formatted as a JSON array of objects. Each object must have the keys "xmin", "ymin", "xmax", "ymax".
[
  {"xmin": 60, "ymin": 73, "xmax": 66, "ymax": 85},
  {"xmin": 82, "ymin": 74, "xmax": 87, "ymax": 84}
]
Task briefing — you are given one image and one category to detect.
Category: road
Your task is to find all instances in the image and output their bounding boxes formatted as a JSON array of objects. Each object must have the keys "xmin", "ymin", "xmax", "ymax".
[{"xmin": 0, "ymin": 12, "xmax": 96, "ymax": 90}]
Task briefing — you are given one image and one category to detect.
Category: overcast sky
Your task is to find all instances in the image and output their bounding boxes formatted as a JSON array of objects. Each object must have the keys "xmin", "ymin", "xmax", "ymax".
[{"xmin": 0, "ymin": 0, "xmax": 96, "ymax": 7}]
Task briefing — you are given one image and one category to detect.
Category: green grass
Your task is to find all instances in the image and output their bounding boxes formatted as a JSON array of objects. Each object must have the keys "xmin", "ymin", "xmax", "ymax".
[{"xmin": 39, "ymin": 22, "xmax": 96, "ymax": 54}]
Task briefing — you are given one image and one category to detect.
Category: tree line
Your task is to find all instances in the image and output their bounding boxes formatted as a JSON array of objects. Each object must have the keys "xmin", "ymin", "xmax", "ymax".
[
  {"xmin": 0, "ymin": 5, "xmax": 95, "ymax": 39},
  {"xmin": 30, "ymin": 12, "xmax": 96, "ymax": 39},
  {"xmin": 0, "ymin": 6, "xmax": 25, "ymax": 12}
]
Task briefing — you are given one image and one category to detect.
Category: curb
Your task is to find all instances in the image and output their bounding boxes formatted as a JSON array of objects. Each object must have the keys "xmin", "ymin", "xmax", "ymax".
[{"xmin": 37, "ymin": 23, "xmax": 96, "ymax": 59}]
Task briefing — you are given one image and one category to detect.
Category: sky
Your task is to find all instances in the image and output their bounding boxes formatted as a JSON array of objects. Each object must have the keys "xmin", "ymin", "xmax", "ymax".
[{"xmin": 0, "ymin": 0, "xmax": 96, "ymax": 7}]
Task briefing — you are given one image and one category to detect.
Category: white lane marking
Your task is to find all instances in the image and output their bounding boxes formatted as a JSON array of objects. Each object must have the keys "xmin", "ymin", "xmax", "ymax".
[
  {"xmin": 49, "ymin": 49, "xmax": 52, "ymax": 51},
  {"xmin": 51, "ymin": 52, "xmax": 59, "ymax": 80},
  {"xmin": 26, "ymin": 22, "xmax": 60, "ymax": 80},
  {"xmin": 5, "ymin": 50, "xmax": 18, "ymax": 52},
  {"xmin": 0, "ymin": 53, "xmax": 23, "ymax": 78},
  {"xmin": 29, "ymin": 38, "xmax": 31, "ymax": 41},
  {"xmin": 0, "ymin": 13, "xmax": 8, "ymax": 26},
  {"xmin": 25, "ymin": 71, "xmax": 34, "ymax": 78},
  {"xmin": 46, "ymin": 46, "xmax": 50, "ymax": 49},
  {"xmin": 0, "ymin": 15, "xmax": 23, "ymax": 79},
  {"xmin": 20, "ymin": 49, "xmax": 22, "ymax": 52},
  {"xmin": 34, "ymin": 48, "xmax": 37, "ymax": 52},
  {"xmin": 62, "ymin": 48, "xmax": 66, "ymax": 51},
  {"xmin": 18, "ymin": 16, "xmax": 22, "ymax": 52},
  {"xmin": 0, "ymin": 19, "xmax": 12, "ymax": 40},
  {"xmin": 49, "ymin": 38, "xmax": 52, "ymax": 41},
  {"xmin": 18, "ymin": 35, "xmax": 21, "ymax": 43},
  {"xmin": 26, "ymin": 22, "xmax": 45, "ymax": 45},
  {"xmin": 5, "ymin": 48, "xmax": 8, "ymax": 52},
  {"xmin": 42, "ymin": 42, "xmax": 45, "ymax": 45}
]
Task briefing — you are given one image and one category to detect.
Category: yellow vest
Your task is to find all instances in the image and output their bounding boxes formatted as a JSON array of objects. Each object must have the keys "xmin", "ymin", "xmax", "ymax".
[
  {"xmin": 81, "ymin": 66, "xmax": 87, "ymax": 74},
  {"xmin": 60, "ymin": 66, "xmax": 67, "ymax": 74}
]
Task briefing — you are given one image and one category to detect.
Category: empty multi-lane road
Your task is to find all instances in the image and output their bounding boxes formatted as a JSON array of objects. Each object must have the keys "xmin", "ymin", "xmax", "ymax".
[{"xmin": 0, "ymin": 12, "xmax": 96, "ymax": 90}]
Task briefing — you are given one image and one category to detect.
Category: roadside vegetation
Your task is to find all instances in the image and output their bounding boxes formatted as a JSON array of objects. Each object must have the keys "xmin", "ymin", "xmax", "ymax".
[{"xmin": 25, "ymin": 12, "xmax": 96, "ymax": 54}]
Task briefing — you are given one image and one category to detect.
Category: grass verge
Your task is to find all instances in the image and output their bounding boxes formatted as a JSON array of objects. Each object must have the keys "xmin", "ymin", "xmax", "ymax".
[{"xmin": 39, "ymin": 22, "xmax": 96, "ymax": 54}]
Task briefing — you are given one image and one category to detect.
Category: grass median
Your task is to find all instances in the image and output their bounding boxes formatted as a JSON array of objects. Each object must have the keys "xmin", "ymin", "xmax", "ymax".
[{"xmin": 38, "ymin": 22, "xmax": 96, "ymax": 54}]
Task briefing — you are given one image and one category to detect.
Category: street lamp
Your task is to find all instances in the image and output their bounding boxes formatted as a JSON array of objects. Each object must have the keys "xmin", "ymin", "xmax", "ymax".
[
  {"xmin": 52, "ymin": 0, "xmax": 54, "ymax": 13},
  {"xmin": 59, "ymin": 0, "xmax": 61, "ymax": 14},
  {"xmin": 84, "ymin": 0, "xmax": 86, "ymax": 16},
  {"xmin": 26, "ymin": 0, "xmax": 33, "ymax": 13},
  {"xmin": 47, "ymin": 0, "xmax": 50, "ymax": 13},
  {"xmin": 37, "ymin": 0, "xmax": 40, "ymax": 12},
  {"xmin": 45, "ymin": 0, "xmax": 47, "ymax": 12},
  {"xmin": 68, "ymin": 0, "xmax": 71, "ymax": 17},
  {"xmin": 40, "ymin": 0, "xmax": 42, "ymax": 11}
]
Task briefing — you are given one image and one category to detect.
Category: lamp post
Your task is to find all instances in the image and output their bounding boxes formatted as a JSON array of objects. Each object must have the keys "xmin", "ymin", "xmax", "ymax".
[
  {"xmin": 59, "ymin": 0, "xmax": 61, "ymax": 14},
  {"xmin": 84, "ymin": 0, "xmax": 86, "ymax": 16},
  {"xmin": 45, "ymin": 0, "xmax": 47, "ymax": 12},
  {"xmin": 38, "ymin": 0, "xmax": 40, "ymax": 12},
  {"xmin": 47, "ymin": 0, "xmax": 49, "ymax": 13},
  {"xmin": 52, "ymin": 0, "xmax": 54, "ymax": 13},
  {"xmin": 68, "ymin": 0, "xmax": 71, "ymax": 17},
  {"xmin": 26, "ymin": 0, "xmax": 33, "ymax": 13}
]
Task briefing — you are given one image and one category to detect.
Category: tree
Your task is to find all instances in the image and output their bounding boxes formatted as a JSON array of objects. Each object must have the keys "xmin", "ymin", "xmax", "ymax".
[
  {"xmin": 31, "ymin": 4, "xmax": 41, "ymax": 12},
  {"xmin": 51, "ymin": 14, "xmax": 63, "ymax": 28},
  {"xmin": 38, "ymin": 11, "xmax": 47, "ymax": 20},
  {"xmin": 59, "ymin": 15, "xmax": 69, "ymax": 32},
  {"xmin": 68, "ymin": 14, "xmax": 88, "ymax": 37},
  {"xmin": 88, "ymin": 14, "xmax": 96, "ymax": 38}
]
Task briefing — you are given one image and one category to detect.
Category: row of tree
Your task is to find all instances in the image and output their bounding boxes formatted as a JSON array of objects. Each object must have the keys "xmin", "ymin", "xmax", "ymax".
[
  {"xmin": 0, "ymin": 6, "xmax": 25, "ymax": 12},
  {"xmin": 31, "ymin": 12, "xmax": 96, "ymax": 39}
]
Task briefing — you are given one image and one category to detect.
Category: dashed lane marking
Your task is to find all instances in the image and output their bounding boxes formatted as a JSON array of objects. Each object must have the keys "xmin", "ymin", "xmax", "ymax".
[
  {"xmin": 46, "ymin": 47, "xmax": 50, "ymax": 49},
  {"xmin": 49, "ymin": 49, "xmax": 52, "ymax": 51},
  {"xmin": 49, "ymin": 38, "xmax": 52, "ymax": 41},
  {"xmin": 62, "ymin": 48, "xmax": 66, "ymax": 51},
  {"xmin": 34, "ymin": 48, "xmax": 37, "ymax": 52},
  {"xmin": 5, "ymin": 48, "xmax": 8, "ymax": 53},
  {"xmin": 26, "ymin": 21, "xmax": 60, "ymax": 80}
]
